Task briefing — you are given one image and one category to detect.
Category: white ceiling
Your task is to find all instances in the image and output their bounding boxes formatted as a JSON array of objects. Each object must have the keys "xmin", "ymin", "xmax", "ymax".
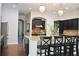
[{"xmin": 11, "ymin": 3, "xmax": 79, "ymax": 15}]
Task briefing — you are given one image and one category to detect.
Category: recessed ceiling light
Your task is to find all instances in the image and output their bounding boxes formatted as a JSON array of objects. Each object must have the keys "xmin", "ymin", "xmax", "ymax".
[
  {"xmin": 13, "ymin": 3, "xmax": 17, "ymax": 8},
  {"xmin": 29, "ymin": 8, "xmax": 32, "ymax": 10}
]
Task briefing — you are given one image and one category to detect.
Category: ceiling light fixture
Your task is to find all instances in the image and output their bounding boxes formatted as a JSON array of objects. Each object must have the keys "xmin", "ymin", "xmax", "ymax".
[
  {"xmin": 13, "ymin": 3, "xmax": 17, "ymax": 8},
  {"xmin": 57, "ymin": 3, "xmax": 64, "ymax": 16},
  {"xmin": 58, "ymin": 10, "xmax": 64, "ymax": 16},
  {"xmin": 39, "ymin": 5, "xmax": 45, "ymax": 13},
  {"xmin": 29, "ymin": 8, "xmax": 32, "ymax": 10}
]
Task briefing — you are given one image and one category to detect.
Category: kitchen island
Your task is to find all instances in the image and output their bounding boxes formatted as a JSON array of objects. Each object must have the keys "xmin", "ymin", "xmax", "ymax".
[
  {"xmin": 24, "ymin": 35, "xmax": 40, "ymax": 56},
  {"xmin": 24, "ymin": 35, "xmax": 54, "ymax": 56},
  {"xmin": 24, "ymin": 34, "xmax": 79, "ymax": 56}
]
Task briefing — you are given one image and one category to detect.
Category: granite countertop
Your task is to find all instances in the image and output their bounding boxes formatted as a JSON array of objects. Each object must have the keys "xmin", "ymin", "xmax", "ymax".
[
  {"xmin": 24, "ymin": 35, "xmax": 40, "ymax": 41},
  {"xmin": 24, "ymin": 35, "xmax": 30, "ymax": 38},
  {"xmin": 24, "ymin": 35, "xmax": 54, "ymax": 42}
]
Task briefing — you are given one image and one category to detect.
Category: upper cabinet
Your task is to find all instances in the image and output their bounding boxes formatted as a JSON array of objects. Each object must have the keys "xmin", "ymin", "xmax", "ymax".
[
  {"xmin": 72, "ymin": 19, "xmax": 78, "ymax": 30},
  {"xmin": 55, "ymin": 18, "xmax": 79, "ymax": 35},
  {"xmin": 61, "ymin": 18, "xmax": 78, "ymax": 30}
]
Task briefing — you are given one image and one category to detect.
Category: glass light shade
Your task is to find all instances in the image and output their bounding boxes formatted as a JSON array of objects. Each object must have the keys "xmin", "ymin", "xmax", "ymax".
[
  {"xmin": 58, "ymin": 10, "xmax": 64, "ymax": 16},
  {"xmin": 39, "ymin": 6, "xmax": 45, "ymax": 13}
]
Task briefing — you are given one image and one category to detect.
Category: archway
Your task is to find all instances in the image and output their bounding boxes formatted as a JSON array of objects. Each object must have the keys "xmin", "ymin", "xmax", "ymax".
[{"xmin": 32, "ymin": 17, "xmax": 46, "ymax": 36}]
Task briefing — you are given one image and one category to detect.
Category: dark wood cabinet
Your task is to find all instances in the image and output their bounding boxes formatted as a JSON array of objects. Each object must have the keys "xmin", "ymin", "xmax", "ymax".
[
  {"xmin": 59, "ymin": 21, "xmax": 64, "ymax": 35},
  {"xmin": 72, "ymin": 19, "xmax": 78, "ymax": 30},
  {"xmin": 55, "ymin": 18, "xmax": 79, "ymax": 35},
  {"xmin": 61, "ymin": 18, "xmax": 78, "ymax": 30}
]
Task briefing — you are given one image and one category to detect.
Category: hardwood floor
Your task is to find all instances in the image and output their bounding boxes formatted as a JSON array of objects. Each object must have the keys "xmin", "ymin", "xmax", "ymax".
[{"xmin": 1, "ymin": 44, "xmax": 27, "ymax": 56}]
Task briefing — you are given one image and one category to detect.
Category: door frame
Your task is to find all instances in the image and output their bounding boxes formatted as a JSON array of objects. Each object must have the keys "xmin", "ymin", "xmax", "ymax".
[{"xmin": 18, "ymin": 19, "xmax": 24, "ymax": 44}]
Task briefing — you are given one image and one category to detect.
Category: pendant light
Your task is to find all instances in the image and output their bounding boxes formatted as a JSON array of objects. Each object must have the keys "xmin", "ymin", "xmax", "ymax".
[
  {"xmin": 58, "ymin": 3, "xmax": 64, "ymax": 16},
  {"xmin": 39, "ymin": 5, "xmax": 45, "ymax": 13},
  {"xmin": 58, "ymin": 9, "xmax": 64, "ymax": 16}
]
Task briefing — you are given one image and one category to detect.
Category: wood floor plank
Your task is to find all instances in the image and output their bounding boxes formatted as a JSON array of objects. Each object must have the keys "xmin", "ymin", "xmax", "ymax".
[{"xmin": 2, "ymin": 44, "xmax": 27, "ymax": 56}]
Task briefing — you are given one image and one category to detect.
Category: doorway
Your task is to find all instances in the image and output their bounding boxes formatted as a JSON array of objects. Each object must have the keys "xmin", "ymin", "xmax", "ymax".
[
  {"xmin": 18, "ymin": 19, "xmax": 24, "ymax": 44},
  {"xmin": 1, "ymin": 22, "xmax": 8, "ymax": 48}
]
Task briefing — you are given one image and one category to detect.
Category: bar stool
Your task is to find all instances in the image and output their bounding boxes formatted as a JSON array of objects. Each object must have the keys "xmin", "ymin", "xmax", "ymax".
[
  {"xmin": 37, "ymin": 36, "xmax": 52, "ymax": 56},
  {"xmin": 54, "ymin": 36, "xmax": 63, "ymax": 56},
  {"xmin": 64, "ymin": 35, "xmax": 72, "ymax": 56},
  {"xmin": 49, "ymin": 38, "xmax": 55, "ymax": 56},
  {"xmin": 77, "ymin": 36, "xmax": 79, "ymax": 55},
  {"xmin": 72, "ymin": 36, "xmax": 78, "ymax": 56},
  {"xmin": 49, "ymin": 45, "xmax": 55, "ymax": 56}
]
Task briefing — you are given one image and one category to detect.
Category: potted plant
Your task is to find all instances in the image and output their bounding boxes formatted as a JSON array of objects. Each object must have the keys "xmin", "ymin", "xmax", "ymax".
[
  {"xmin": 48, "ymin": 23, "xmax": 59, "ymax": 35},
  {"xmin": 54, "ymin": 23, "xmax": 59, "ymax": 35}
]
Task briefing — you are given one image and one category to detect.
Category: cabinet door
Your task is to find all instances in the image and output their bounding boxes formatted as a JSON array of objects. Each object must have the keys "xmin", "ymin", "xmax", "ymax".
[
  {"xmin": 64, "ymin": 21, "xmax": 67, "ymax": 29},
  {"xmin": 73, "ymin": 19, "xmax": 78, "ymax": 30},
  {"xmin": 67, "ymin": 21, "xmax": 69, "ymax": 29},
  {"xmin": 59, "ymin": 21, "xmax": 64, "ymax": 34},
  {"xmin": 64, "ymin": 20, "xmax": 73, "ymax": 29},
  {"xmin": 68, "ymin": 20, "xmax": 72, "ymax": 29}
]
